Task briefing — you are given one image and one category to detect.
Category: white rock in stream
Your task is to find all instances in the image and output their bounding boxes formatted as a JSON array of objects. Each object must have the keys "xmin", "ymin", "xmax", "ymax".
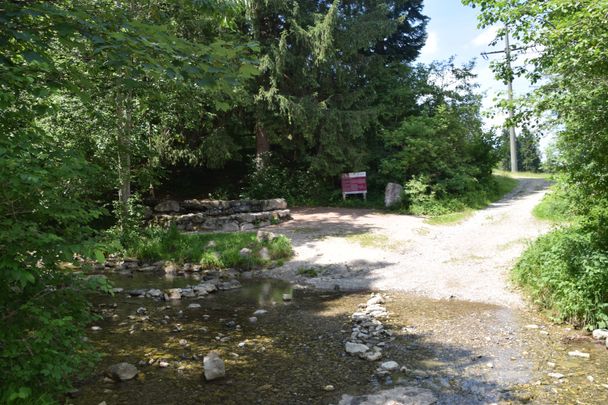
[
  {"xmin": 345, "ymin": 342, "xmax": 369, "ymax": 355},
  {"xmin": 362, "ymin": 351, "xmax": 382, "ymax": 361},
  {"xmin": 380, "ymin": 361, "xmax": 400, "ymax": 372},
  {"xmin": 188, "ymin": 303, "xmax": 201, "ymax": 309},
  {"xmin": 592, "ymin": 329, "xmax": 608, "ymax": 340},
  {"xmin": 105, "ymin": 362, "xmax": 138, "ymax": 381},
  {"xmin": 253, "ymin": 309, "xmax": 268, "ymax": 316},
  {"xmin": 203, "ymin": 351, "xmax": 225, "ymax": 381},
  {"xmin": 366, "ymin": 295, "xmax": 385, "ymax": 306},
  {"xmin": 568, "ymin": 350, "xmax": 590, "ymax": 359},
  {"xmin": 146, "ymin": 289, "xmax": 163, "ymax": 298},
  {"xmin": 548, "ymin": 372, "xmax": 565, "ymax": 379}
]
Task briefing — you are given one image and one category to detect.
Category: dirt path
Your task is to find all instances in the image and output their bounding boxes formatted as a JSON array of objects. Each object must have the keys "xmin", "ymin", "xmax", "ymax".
[{"xmin": 264, "ymin": 178, "xmax": 551, "ymax": 308}]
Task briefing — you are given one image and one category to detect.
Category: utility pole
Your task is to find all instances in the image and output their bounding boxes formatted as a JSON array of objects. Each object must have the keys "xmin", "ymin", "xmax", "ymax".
[
  {"xmin": 482, "ymin": 25, "xmax": 520, "ymax": 173},
  {"xmin": 504, "ymin": 27, "xmax": 518, "ymax": 173}
]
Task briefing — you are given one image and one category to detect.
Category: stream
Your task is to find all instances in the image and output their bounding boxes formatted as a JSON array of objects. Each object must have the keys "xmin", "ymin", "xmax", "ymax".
[{"xmin": 71, "ymin": 272, "xmax": 608, "ymax": 404}]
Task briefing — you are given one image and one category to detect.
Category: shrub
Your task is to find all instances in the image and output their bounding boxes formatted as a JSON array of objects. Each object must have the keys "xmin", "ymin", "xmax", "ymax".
[
  {"xmin": 513, "ymin": 225, "xmax": 608, "ymax": 328},
  {"xmin": 125, "ymin": 227, "xmax": 293, "ymax": 270}
]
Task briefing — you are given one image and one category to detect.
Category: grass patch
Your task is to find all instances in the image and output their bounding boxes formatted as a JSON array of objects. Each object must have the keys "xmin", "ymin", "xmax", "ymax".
[
  {"xmin": 297, "ymin": 267, "xmax": 319, "ymax": 278},
  {"xmin": 513, "ymin": 225, "xmax": 608, "ymax": 329},
  {"xmin": 533, "ymin": 189, "xmax": 571, "ymax": 223},
  {"xmin": 493, "ymin": 169, "xmax": 551, "ymax": 179},
  {"xmin": 344, "ymin": 232, "xmax": 405, "ymax": 251},
  {"xmin": 127, "ymin": 226, "xmax": 293, "ymax": 270},
  {"xmin": 425, "ymin": 209, "xmax": 473, "ymax": 225},
  {"xmin": 416, "ymin": 175, "xmax": 518, "ymax": 224}
]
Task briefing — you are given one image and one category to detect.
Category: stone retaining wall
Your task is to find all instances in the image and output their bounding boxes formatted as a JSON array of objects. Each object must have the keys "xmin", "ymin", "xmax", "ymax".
[{"xmin": 151, "ymin": 198, "xmax": 290, "ymax": 231}]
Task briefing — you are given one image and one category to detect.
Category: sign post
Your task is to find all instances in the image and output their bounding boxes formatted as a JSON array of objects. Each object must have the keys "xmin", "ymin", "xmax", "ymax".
[{"xmin": 341, "ymin": 172, "xmax": 367, "ymax": 200}]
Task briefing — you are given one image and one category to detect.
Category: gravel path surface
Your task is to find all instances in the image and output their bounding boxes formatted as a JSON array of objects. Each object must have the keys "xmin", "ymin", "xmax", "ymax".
[{"xmin": 264, "ymin": 178, "xmax": 551, "ymax": 308}]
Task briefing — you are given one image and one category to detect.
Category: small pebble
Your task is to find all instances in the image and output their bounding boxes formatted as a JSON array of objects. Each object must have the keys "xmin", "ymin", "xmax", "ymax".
[
  {"xmin": 91, "ymin": 326, "xmax": 102, "ymax": 331},
  {"xmin": 323, "ymin": 384, "xmax": 335, "ymax": 392}
]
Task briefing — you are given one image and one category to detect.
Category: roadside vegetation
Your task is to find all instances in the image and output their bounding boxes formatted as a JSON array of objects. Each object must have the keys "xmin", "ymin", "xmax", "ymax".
[
  {"xmin": 466, "ymin": 0, "xmax": 608, "ymax": 329},
  {"xmin": 4, "ymin": 0, "xmax": 603, "ymax": 402},
  {"xmin": 418, "ymin": 174, "xmax": 518, "ymax": 224},
  {"xmin": 126, "ymin": 227, "xmax": 293, "ymax": 269}
]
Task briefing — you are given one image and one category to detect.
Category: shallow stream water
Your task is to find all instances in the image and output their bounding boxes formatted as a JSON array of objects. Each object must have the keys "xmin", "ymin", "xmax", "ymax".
[{"xmin": 71, "ymin": 273, "xmax": 608, "ymax": 404}]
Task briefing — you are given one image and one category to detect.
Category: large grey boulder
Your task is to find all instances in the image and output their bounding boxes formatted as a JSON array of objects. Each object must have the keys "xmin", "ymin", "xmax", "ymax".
[
  {"xmin": 105, "ymin": 362, "xmax": 139, "ymax": 381},
  {"xmin": 262, "ymin": 198, "xmax": 288, "ymax": 211},
  {"xmin": 203, "ymin": 351, "xmax": 225, "ymax": 381},
  {"xmin": 154, "ymin": 200, "xmax": 181, "ymax": 213},
  {"xmin": 384, "ymin": 183, "xmax": 403, "ymax": 208}
]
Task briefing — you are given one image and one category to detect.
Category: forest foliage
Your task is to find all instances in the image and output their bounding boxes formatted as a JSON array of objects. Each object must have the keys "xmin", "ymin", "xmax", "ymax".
[
  {"xmin": 464, "ymin": 0, "xmax": 608, "ymax": 328},
  {"xmin": 2, "ymin": 0, "xmax": 502, "ymax": 402}
]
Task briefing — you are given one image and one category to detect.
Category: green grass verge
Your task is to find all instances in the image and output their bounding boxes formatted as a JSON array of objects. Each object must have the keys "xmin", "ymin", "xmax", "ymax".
[
  {"xmin": 127, "ymin": 227, "xmax": 293, "ymax": 270},
  {"xmin": 493, "ymin": 169, "xmax": 552, "ymax": 179},
  {"xmin": 420, "ymin": 175, "xmax": 518, "ymax": 225},
  {"xmin": 532, "ymin": 190, "xmax": 571, "ymax": 223},
  {"xmin": 513, "ymin": 225, "xmax": 608, "ymax": 329}
]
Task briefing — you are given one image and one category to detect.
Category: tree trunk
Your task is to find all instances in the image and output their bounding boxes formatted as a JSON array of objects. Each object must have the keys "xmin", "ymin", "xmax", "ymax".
[
  {"xmin": 255, "ymin": 121, "xmax": 270, "ymax": 158},
  {"xmin": 116, "ymin": 92, "xmax": 132, "ymax": 229}
]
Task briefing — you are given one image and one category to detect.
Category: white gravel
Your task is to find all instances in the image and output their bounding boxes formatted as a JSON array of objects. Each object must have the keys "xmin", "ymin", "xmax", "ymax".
[{"xmin": 265, "ymin": 178, "xmax": 552, "ymax": 308}]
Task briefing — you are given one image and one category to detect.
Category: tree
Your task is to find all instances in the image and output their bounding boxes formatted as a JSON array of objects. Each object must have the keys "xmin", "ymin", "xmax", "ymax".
[
  {"xmin": 498, "ymin": 127, "xmax": 541, "ymax": 172},
  {"xmin": 245, "ymin": 0, "xmax": 428, "ymax": 177},
  {"xmin": 0, "ymin": 0, "xmax": 256, "ymax": 400},
  {"xmin": 380, "ymin": 60, "xmax": 497, "ymax": 196},
  {"xmin": 462, "ymin": 0, "xmax": 608, "ymax": 210}
]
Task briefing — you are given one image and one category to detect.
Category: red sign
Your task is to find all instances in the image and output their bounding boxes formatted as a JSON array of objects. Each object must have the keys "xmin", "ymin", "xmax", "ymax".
[{"xmin": 341, "ymin": 172, "xmax": 367, "ymax": 200}]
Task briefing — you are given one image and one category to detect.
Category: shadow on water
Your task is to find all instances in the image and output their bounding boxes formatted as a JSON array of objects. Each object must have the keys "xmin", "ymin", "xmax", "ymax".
[{"xmin": 71, "ymin": 274, "xmax": 558, "ymax": 405}]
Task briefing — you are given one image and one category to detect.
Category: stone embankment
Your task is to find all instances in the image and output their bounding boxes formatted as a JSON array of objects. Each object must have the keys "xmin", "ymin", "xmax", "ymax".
[{"xmin": 150, "ymin": 198, "xmax": 291, "ymax": 231}]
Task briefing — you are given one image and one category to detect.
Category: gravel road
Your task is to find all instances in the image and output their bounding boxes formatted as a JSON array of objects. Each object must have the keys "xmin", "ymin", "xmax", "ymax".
[{"xmin": 265, "ymin": 178, "xmax": 551, "ymax": 308}]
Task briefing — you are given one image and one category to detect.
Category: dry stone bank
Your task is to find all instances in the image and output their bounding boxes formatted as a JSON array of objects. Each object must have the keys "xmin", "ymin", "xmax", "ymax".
[{"xmin": 150, "ymin": 198, "xmax": 290, "ymax": 231}]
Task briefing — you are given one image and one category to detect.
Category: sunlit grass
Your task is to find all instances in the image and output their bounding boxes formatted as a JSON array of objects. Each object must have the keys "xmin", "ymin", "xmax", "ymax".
[
  {"xmin": 344, "ymin": 232, "xmax": 406, "ymax": 251},
  {"xmin": 493, "ymin": 169, "xmax": 552, "ymax": 179},
  {"xmin": 532, "ymin": 189, "xmax": 572, "ymax": 223},
  {"xmin": 423, "ymin": 175, "xmax": 518, "ymax": 225}
]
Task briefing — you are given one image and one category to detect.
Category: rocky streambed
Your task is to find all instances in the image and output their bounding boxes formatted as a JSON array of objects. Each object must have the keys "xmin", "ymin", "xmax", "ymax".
[{"xmin": 69, "ymin": 272, "xmax": 608, "ymax": 405}]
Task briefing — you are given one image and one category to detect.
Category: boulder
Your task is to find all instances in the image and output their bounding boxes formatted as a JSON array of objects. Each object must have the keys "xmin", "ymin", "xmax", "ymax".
[
  {"xmin": 146, "ymin": 289, "xmax": 163, "ymax": 299},
  {"xmin": 239, "ymin": 248, "xmax": 252, "ymax": 258},
  {"xmin": 592, "ymin": 329, "xmax": 608, "ymax": 340},
  {"xmin": 345, "ymin": 342, "xmax": 369, "ymax": 355},
  {"xmin": 105, "ymin": 362, "xmax": 138, "ymax": 381},
  {"xmin": 366, "ymin": 295, "xmax": 385, "ymax": 306},
  {"xmin": 217, "ymin": 280, "xmax": 242, "ymax": 291},
  {"xmin": 203, "ymin": 351, "xmax": 225, "ymax": 381},
  {"xmin": 259, "ymin": 247, "xmax": 271, "ymax": 261},
  {"xmin": 154, "ymin": 200, "xmax": 181, "ymax": 213},
  {"xmin": 384, "ymin": 182, "xmax": 403, "ymax": 208},
  {"xmin": 262, "ymin": 198, "xmax": 288, "ymax": 211},
  {"xmin": 380, "ymin": 361, "xmax": 400, "ymax": 372}
]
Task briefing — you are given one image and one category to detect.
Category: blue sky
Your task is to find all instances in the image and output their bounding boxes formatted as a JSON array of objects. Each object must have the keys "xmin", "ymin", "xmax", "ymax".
[{"xmin": 418, "ymin": 0, "xmax": 524, "ymax": 130}]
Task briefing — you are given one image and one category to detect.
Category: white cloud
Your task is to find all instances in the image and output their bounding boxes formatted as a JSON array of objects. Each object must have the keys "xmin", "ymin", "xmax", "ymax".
[
  {"xmin": 419, "ymin": 30, "xmax": 439, "ymax": 62},
  {"xmin": 472, "ymin": 26, "xmax": 499, "ymax": 48}
]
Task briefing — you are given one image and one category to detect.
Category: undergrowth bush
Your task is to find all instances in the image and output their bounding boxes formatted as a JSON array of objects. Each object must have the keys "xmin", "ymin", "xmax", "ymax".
[
  {"xmin": 126, "ymin": 226, "xmax": 293, "ymax": 270},
  {"xmin": 403, "ymin": 175, "xmax": 517, "ymax": 216},
  {"xmin": 513, "ymin": 224, "xmax": 608, "ymax": 329},
  {"xmin": 532, "ymin": 187, "xmax": 572, "ymax": 223}
]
